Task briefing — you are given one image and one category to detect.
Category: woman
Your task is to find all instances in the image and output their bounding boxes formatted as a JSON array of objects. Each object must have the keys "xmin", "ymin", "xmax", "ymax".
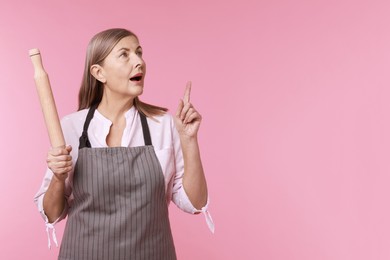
[{"xmin": 34, "ymin": 28, "xmax": 214, "ymax": 260}]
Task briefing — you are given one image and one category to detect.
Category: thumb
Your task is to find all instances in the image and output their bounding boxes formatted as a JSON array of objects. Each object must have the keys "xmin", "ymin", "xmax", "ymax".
[{"xmin": 66, "ymin": 145, "xmax": 72, "ymax": 153}]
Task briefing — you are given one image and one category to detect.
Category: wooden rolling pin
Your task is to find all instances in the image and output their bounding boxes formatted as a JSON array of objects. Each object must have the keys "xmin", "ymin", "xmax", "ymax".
[{"xmin": 29, "ymin": 48, "xmax": 65, "ymax": 148}]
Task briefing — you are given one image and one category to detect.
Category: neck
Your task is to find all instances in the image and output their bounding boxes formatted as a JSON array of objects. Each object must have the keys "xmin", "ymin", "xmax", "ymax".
[{"xmin": 97, "ymin": 93, "xmax": 135, "ymax": 123}]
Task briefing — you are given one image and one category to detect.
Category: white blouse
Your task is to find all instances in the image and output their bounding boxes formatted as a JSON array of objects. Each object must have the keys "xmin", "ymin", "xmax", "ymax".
[{"xmin": 34, "ymin": 106, "xmax": 214, "ymax": 248}]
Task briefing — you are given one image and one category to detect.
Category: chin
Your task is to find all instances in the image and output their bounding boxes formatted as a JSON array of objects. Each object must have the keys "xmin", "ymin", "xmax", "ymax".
[
  {"xmin": 135, "ymin": 89, "xmax": 144, "ymax": 96},
  {"xmin": 130, "ymin": 86, "xmax": 144, "ymax": 96}
]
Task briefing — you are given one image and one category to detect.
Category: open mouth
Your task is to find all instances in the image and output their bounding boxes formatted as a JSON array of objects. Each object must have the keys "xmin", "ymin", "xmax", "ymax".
[{"xmin": 130, "ymin": 74, "xmax": 143, "ymax": 82}]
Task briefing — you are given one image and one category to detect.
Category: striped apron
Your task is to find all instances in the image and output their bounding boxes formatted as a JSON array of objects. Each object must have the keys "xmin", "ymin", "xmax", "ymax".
[{"xmin": 58, "ymin": 105, "xmax": 177, "ymax": 260}]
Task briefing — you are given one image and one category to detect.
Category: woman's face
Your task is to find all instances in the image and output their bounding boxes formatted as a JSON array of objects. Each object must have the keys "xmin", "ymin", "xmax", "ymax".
[{"xmin": 99, "ymin": 35, "xmax": 146, "ymax": 99}]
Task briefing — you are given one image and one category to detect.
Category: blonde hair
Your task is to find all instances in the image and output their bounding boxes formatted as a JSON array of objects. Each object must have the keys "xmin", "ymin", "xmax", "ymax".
[{"xmin": 78, "ymin": 28, "xmax": 167, "ymax": 118}]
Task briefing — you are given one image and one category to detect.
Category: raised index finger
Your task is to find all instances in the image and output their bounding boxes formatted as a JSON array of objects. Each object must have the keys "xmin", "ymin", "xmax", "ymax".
[{"xmin": 183, "ymin": 81, "xmax": 191, "ymax": 104}]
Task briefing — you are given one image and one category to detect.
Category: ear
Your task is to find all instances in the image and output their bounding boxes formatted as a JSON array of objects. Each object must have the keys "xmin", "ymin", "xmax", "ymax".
[{"xmin": 90, "ymin": 64, "xmax": 106, "ymax": 83}]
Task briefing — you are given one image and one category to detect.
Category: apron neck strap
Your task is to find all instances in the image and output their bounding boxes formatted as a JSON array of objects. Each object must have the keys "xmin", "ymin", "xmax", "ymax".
[
  {"xmin": 78, "ymin": 104, "xmax": 152, "ymax": 149},
  {"xmin": 139, "ymin": 112, "xmax": 152, "ymax": 146},
  {"xmin": 79, "ymin": 104, "xmax": 98, "ymax": 149}
]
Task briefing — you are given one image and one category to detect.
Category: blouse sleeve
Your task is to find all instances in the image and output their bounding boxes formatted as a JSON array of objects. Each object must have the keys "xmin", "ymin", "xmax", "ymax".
[
  {"xmin": 33, "ymin": 116, "xmax": 78, "ymax": 248},
  {"xmin": 33, "ymin": 168, "xmax": 71, "ymax": 248},
  {"xmin": 169, "ymin": 115, "xmax": 215, "ymax": 233}
]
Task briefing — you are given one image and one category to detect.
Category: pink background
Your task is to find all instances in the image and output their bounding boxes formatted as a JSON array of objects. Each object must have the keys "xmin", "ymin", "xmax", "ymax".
[{"xmin": 1, "ymin": 0, "xmax": 390, "ymax": 259}]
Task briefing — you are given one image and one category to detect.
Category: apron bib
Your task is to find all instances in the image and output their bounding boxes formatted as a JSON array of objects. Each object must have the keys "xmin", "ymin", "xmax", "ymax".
[{"xmin": 59, "ymin": 105, "xmax": 176, "ymax": 260}]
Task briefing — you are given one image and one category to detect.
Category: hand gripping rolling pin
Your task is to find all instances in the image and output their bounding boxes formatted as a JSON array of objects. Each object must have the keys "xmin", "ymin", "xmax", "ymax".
[{"xmin": 29, "ymin": 49, "xmax": 65, "ymax": 148}]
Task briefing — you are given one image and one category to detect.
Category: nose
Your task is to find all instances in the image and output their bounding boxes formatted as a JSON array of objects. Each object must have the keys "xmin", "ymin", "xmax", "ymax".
[
  {"xmin": 136, "ymin": 63, "xmax": 142, "ymax": 69},
  {"xmin": 133, "ymin": 54, "xmax": 145, "ymax": 69}
]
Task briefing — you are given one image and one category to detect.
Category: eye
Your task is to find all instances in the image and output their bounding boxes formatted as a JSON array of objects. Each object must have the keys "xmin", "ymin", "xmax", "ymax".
[
  {"xmin": 119, "ymin": 51, "xmax": 129, "ymax": 58},
  {"xmin": 136, "ymin": 50, "xmax": 143, "ymax": 57}
]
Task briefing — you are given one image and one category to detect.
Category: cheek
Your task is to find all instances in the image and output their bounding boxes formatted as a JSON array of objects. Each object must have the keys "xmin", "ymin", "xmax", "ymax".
[{"xmin": 111, "ymin": 68, "xmax": 129, "ymax": 81}]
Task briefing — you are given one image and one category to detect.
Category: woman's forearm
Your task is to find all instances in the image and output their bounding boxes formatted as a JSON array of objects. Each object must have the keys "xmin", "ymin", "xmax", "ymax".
[
  {"xmin": 43, "ymin": 176, "xmax": 66, "ymax": 223},
  {"xmin": 181, "ymin": 136, "xmax": 208, "ymax": 210}
]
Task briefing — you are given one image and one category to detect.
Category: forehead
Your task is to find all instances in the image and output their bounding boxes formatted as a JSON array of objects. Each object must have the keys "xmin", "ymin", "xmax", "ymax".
[{"xmin": 113, "ymin": 35, "xmax": 140, "ymax": 51}]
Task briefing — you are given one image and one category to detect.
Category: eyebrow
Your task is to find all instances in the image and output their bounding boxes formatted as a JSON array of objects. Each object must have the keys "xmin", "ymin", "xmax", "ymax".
[{"xmin": 117, "ymin": 46, "xmax": 143, "ymax": 52}]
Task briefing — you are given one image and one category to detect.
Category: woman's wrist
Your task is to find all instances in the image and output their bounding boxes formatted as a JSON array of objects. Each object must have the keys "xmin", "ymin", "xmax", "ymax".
[
  {"xmin": 179, "ymin": 134, "xmax": 198, "ymax": 145},
  {"xmin": 51, "ymin": 174, "xmax": 66, "ymax": 187}
]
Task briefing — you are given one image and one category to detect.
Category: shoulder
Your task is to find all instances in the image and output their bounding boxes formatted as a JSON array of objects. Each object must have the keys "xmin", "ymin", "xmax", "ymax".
[
  {"xmin": 146, "ymin": 112, "xmax": 175, "ymax": 131},
  {"xmin": 60, "ymin": 109, "xmax": 89, "ymax": 142},
  {"xmin": 61, "ymin": 109, "xmax": 89, "ymax": 129},
  {"xmin": 145, "ymin": 111, "xmax": 178, "ymax": 147}
]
